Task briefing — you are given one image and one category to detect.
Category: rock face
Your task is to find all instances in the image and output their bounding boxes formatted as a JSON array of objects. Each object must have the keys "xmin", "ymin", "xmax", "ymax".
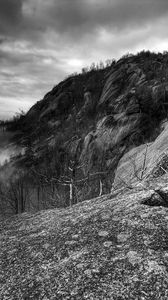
[
  {"xmin": 1, "ymin": 175, "xmax": 168, "ymax": 299},
  {"xmin": 113, "ymin": 121, "xmax": 168, "ymax": 190},
  {"xmin": 3, "ymin": 51, "xmax": 168, "ymax": 207},
  {"xmin": 79, "ymin": 55, "xmax": 168, "ymax": 192}
]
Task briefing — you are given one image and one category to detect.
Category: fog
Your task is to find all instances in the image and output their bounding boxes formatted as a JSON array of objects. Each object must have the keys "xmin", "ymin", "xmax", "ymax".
[
  {"xmin": 0, "ymin": 129, "xmax": 24, "ymax": 166},
  {"xmin": 0, "ymin": 147, "xmax": 20, "ymax": 165}
]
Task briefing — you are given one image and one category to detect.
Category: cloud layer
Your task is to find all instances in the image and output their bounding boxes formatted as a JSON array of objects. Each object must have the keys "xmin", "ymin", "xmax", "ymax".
[{"xmin": 0, "ymin": 0, "xmax": 168, "ymax": 119}]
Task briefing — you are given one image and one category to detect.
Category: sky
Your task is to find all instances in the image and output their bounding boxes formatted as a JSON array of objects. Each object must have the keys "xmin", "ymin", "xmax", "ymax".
[{"xmin": 0, "ymin": 0, "xmax": 168, "ymax": 119}]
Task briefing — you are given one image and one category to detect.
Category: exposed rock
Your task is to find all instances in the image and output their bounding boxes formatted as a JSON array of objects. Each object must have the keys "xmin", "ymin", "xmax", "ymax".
[
  {"xmin": 103, "ymin": 241, "xmax": 113, "ymax": 247},
  {"xmin": 113, "ymin": 122, "xmax": 168, "ymax": 190},
  {"xmin": 1, "ymin": 175, "xmax": 168, "ymax": 298},
  {"xmin": 5, "ymin": 52, "xmax": 168, "ymax": 204},
  {"xmin": 80, "ymin": 58, "xmax": 168, "ymax": 191},
  {"xmin": 117, "ymin": 233, "xmax": 129, "ymax": 243},
  {"xmin": 98, "ymin": 230, "xmax": 109, "ymax": 237},
  {"xmin": 127, "ymin": 250, "xmax": 142, "ymax": 266},
  {"xmin": 77, "ymin": 90, "xmax": 96, "ymax": 120}
]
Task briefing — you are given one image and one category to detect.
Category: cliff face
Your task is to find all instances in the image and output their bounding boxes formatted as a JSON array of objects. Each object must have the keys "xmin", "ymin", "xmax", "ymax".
[
  {"xmin": 81, "ymin": 56, "xmax": 168, "ymax": 183},
  {"xmin": 2, "ymin": 51, "xmax": 168, "ymax": 212},
  {"xmin": 113, "ymin": 121, "xmax": 168, "ymax": 190}
]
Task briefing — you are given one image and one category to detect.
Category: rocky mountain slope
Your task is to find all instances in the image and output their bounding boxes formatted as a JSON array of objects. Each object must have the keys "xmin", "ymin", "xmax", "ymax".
[
  {"xmin": 2, "ymin": 50, "xmax": 168, "ymax": 214},
  {"xmin": 2, "ymin": 51, "xmax": 168, "ymax": 298},
  {"xmin": 1, "ymin": 174, "xmax": 168, "ymax": 299}
]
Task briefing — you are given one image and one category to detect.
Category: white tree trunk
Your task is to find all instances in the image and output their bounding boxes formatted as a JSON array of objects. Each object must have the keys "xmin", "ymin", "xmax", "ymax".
[
  {"xmin": 99, "ymin": 180, "xmax": 103, "ymax": 197},
  {"xmin": 69, "ymin": 182, "xmax": 73, "ymax": 207}
]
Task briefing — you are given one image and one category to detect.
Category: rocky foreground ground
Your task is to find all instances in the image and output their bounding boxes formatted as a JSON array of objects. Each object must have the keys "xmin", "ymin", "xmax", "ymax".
[{"xmin": 1, "ymin": 175, "xmax": 168, "ymax": 299}]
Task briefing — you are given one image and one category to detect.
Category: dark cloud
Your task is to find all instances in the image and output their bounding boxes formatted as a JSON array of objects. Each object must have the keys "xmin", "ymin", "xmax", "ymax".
[
  {"xmin": 1, "ymin": 0, "xmax": 167, "ymax": 41},
  {"xmin": 20, "ymin": 0, "xmax": 168, "ymax": 39},
  {"xmin": 0, "ymin": 0, "xmax": 22, "ymax": 20},
  {"xmin": 0, "ymin": 0, "xmax": 168, "ymax": 119},
  {"xmin": 0, "ymin": 0, "xmax": 23, "ymax": 35},
  {"xmin": 49, "ymin": 0, "xmax": 168, "ymax": 31}
]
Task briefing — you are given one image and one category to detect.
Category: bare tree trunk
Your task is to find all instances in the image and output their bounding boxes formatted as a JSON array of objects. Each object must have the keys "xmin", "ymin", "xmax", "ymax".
[
  {"xmin": 99, "ymin": 179, "xmax": 103, "ymax": 196},
  {"xmin": 69, "ymin": 182, "xmax": 73, "ymax": 207}
]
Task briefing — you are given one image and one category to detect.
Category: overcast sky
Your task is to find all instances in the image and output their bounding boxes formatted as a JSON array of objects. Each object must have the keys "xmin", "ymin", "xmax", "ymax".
[{"xmin": 0, "ymin": 0, "xmax": 168, "ymax": 119}]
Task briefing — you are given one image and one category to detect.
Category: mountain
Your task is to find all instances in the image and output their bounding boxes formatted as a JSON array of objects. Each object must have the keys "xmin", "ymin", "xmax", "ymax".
[
  {"xmin": 2, "ymin": 50, "xmax": 168, "ymax": 298},
  {"xmin": 1, "ymin": 50, "xmax": 168, "ymax": 215}
]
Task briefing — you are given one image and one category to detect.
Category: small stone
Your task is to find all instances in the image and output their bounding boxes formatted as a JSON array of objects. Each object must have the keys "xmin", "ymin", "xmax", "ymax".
[
  {"xmin": 116, "ymin": 244, "xmax": 123, "ymax": 249},
  {"xmin": 117, "ymin": 233, "xmax": 129, "ymax": 243},
  {"xmin": 84, "ymin": 269, "xmax": 92, "ymax": 277},
  {"xmin": 65, "ymin": 240, "xmax": 77, "ymax": 246},
  {"xmin": 76, "ymin": 263, "xmax": 84, "ymax": 269},
  {"xmin": 71, "ymin": 288, "xmax": 78, "ymax": 296},
  {"xmin": 98, "ymin": 231, "xmax": 109, "ymax": 237},
  {"xmin": 92, "ymin": 268, "xmax": 99, "ymax": 274},
  {"xmin": 144, "ymin": 238, "xmax": 150, "ymax": 246},
  {"xmin": 112, "ymin": 217, "xmax": 120, "ymax": 221},
  {"xmin": 145, "ymin": 260, "xmax": 165, "ymax": 274},
  {"xmin": 127, "ymin": 250, "xmax": 142, "ymax": 265},
  {"xmin": 132, "ymin": 276, "xmax": 139, "ymax": 282},
  {"xmin": 72, "ymin": 234, "xmax": 79, "ymax": 240},
  {"xmin": 103, "ymin": 241, "xmax": 113, "ymax": 247},
  {"xmin": 9, "ymin": 249, "xmax": 17, "ymax": 255},
  {"xmin": 63, "ymin": 228, "xmax": 70, "ymax": 234},
  {"xmin": 43, "ymin": 243, "xmax": 50, "ymax": 249},
  {"xmin": 101, "ymin": 214, "xmax": 111, "ymax": 221}
]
